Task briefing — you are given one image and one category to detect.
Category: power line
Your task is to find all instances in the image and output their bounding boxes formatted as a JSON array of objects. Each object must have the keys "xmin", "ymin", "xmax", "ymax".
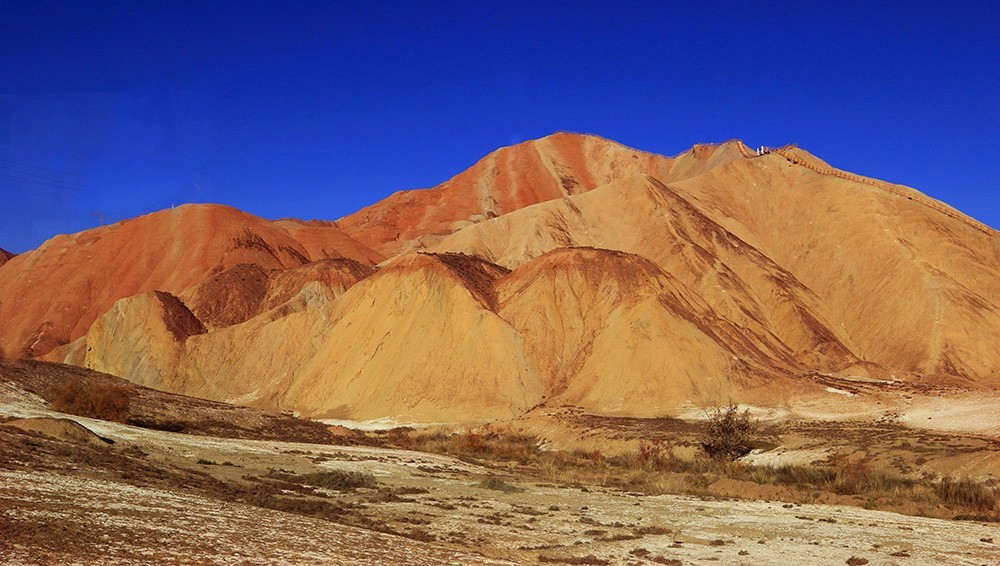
[
  {"xmin": 0, "ymin": 171, "xmax": 82, "ymax": 190},
  {"xmin": 0, "ymin": 157, "xmax": 80, "ymax": 177},
  {"xmin": 0, "ymin": 156, "xmax": 83, "ymax": 190},
  {"xmin": 3, "ymin": 137, "xmax": 87, "ymax": 164},
  {"xmin": 0, "ymin": 164, "xmax": 81, "ymax": 186}
]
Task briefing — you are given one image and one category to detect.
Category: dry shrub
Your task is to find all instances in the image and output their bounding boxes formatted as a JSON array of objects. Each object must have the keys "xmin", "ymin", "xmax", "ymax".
[
  {"xmin": 636, "ymin": 440, "xmax": 668, "ymax": 470},
  {"xmin": 607, "ymin": 440, "xmax": 679, "ymax": 473},
  {"xmin": 701, "ymin": 403, "xmax": 757, "ymax": 461},
  {"xmin": 538, "ymin": 554, "xmax": 610, "ymax": 565},
  {"xmin": 751, "ymin": 458, "xmax": 916, "ymax": 500},
  {"xmin": 462, "ymin": 431, "xmax": 485, "ymax": 452},
  {"xmin": 297, "ymin": 470, "xmax": 377, "ymax": 491},
  {"xmin": 47, "ymin": 378, "xmax": 133, "ymax": 422},
  {"xmin": 387, "ymin": 428, "xmax": 540, "ymax": 465},
  {"xmin": 404, "ymin": 527, "xmax": 436, "ymax": 542},
  {"xmin": 827, "ymin": 456, "xmax": 915, "ymax": 496},
  {"xmin": 634, "ymin": 525, "xmax": 672, "ymax": 536},
  {"xmin": 475, "ymin": 475, "xmax": 524, "ymax": 493},
  {"xmin": 767, "ymin": 463, "xmax": 837, "ymax": 489},
  {"xmin": 830, "ymin": 455, "xmax": 870, "ymax": 494},
  {"xmin": 934, "ymin": 476, "xmax": 998, "ymax": 511}
]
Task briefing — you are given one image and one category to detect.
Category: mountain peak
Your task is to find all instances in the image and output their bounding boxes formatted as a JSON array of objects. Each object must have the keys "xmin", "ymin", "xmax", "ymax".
[{"xmin": 338, "ymin": 133, "xmax": 762, "ymax": 257}]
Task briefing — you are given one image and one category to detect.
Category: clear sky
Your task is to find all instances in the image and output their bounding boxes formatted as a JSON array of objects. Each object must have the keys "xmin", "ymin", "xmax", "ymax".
[{"xmin": 1, "ymin": 1, "xmax": 997, "ymax": 253}]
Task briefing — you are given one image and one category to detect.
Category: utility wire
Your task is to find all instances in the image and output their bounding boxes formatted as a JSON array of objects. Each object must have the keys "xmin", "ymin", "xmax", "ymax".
[
  {"xmin": 0, "ymin": 171, "xmax": 82, "ymax": 190},
  {"xmin": 0, "ymin": 157, "xmax": 83, "ymax": 190},
  {"xmin": 0, "ymin": 164, "xmax": 81, "ymax": 185},
  {"xmin": 0, "ymin": 165, "xmax": 81, "ymax": 185},
  {"xmin": 0, "ymin": 157, "xmax": 80, "ymax": 177}
]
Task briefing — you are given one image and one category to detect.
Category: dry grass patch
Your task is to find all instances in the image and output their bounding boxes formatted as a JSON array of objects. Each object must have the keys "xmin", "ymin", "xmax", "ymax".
[
  {"xmin": 298, "ymin": 470, "xmax": 378, "ymax": 491},
  {"xmin": 260, "ymin": 469, "xmax": 378, "ymax": 493},
  {"xmin": 538, "ymin": 554, "xmax": 610, "ymax": 565},
  {"xmin": 934, "ymin": 476, "xmax": 998, "ymax": 512},
  {"xmin": 381, "ymin": 426, "xmax": 1000, "ymax": 522},
  {"xmin": 47, "ymin": 378, "xmax": 133, "ymax": 423},
  {"xmin": 475, "ymin": 475, "xmax": 524, "ymax": 493}
]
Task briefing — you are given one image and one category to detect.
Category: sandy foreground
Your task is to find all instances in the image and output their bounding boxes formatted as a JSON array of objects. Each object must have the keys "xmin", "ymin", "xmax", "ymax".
[
  {"xmin": 1, "ymin": 391, "xmax": 998, "ymax": 565},
  {"xmin": 3, "ymin": 466, "xmax": 999, "ymax": 565},
  {"xmin": 0, "ymin": 470, "xmax": 511, "ymax": 566}
]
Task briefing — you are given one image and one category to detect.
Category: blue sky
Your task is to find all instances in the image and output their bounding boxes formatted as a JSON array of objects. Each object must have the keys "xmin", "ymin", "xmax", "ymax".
[{"xmin": 1, "ymin": 1, "xmax": 997, "ymax": 253}]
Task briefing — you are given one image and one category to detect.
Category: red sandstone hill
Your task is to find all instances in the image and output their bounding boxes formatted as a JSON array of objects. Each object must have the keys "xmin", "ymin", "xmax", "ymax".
[
  {"xmin": 6, "ymin": 133, "xmax": 1000, "ymax": 421},
  {"xmin": 0, "ymin": 248, "xmax": 13, "ymax": 268},
  {"xmin": 0, "ymin": 204, "xmax": 380, "ymax": 359}
]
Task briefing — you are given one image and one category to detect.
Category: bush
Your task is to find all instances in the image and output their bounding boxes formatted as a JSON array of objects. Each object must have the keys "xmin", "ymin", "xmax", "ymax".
[
  {"xmin": 773, "ymin": 464, "xmax": 837, "ymax": 488},
  {"xmin": 934, "ymin": 477, "xmax": 998, "ymax": 511},
  {"xmin": 385, "ymin": 427, "xmax": 539, "ymax": 465},
  {"xmin": 475, "ymin": 475, "xmax": 524, "ymax": 493},
  {"xmin": 701, "ymin": 402, "xmax": 757, "ymax": 461},
  {"xmin": 636, "ymin": 440, "xmax": 668, "ymax": 470},
  {"xmin": 298, "ymin": 470, "xmax": 378, "ymax": 491},
  {"xmin": 47, "ymin": 378, "xmax": 133, "ymax": 423}
]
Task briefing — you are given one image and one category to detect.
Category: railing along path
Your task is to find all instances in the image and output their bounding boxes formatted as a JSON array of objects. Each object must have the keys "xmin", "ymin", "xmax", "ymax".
[{"xmin": 737, "ymin": 144, "xmax": 996, "ymax": 237}]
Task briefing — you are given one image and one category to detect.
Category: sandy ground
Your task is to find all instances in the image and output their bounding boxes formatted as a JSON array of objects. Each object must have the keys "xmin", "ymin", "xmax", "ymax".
[
  {"xmin": 0, "ymin": 470, "xmax": 513, "ymax": 566},
  {"xmin": 3, "ymin": 465, "xmax": 999, "ymax": 565},
  {"xmin": 2, "ymin": 385, "xmax": 999, "ymax": 565}
]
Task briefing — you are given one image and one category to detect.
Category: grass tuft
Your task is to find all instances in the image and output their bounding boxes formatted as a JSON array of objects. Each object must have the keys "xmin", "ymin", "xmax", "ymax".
[
  {"xmin": 475, "ymin": 475, "xmax": 524, "ymax": 493},
  {"xmin": 298, "ymin": 470, "xmax": 378, "ymax": 491},
  {"xmin": 934, "ymin": 476, "xmax": 998, "ymax": 511},
  {"xmin": 47, "ymin": 378, "xmax": 133, "ymax": 422}
]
